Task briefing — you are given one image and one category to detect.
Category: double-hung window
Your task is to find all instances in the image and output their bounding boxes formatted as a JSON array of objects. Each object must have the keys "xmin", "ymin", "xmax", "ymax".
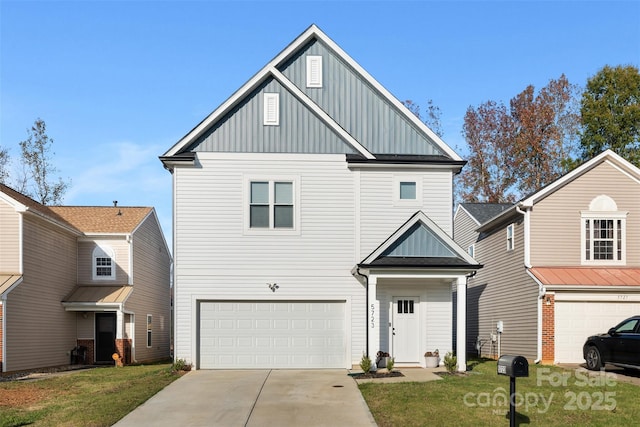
[
  {"xmin": 581, "ymin": 195, "xmax": 626, "ymax": 265},
  {"xmin": 249, "ymin": 179, "xmax": 296, "ymax": 230},
  {"xmin": 93, "ymin": 246, "xmax": 115, "ymax": 280}
]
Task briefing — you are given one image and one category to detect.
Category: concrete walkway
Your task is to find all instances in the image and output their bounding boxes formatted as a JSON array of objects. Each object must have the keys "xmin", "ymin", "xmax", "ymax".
[{"xmin": 113, "ymin": 369, "xmax": 377, "ymax": 427}]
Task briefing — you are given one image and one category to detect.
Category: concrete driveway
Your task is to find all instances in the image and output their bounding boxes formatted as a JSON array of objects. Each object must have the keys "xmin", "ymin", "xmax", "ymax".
[{"xmin": 113, "ymin": 369, "xmax": 376, "ymax": 427}]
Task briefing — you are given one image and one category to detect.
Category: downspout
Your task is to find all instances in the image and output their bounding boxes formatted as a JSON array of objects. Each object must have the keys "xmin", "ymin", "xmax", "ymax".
[
  {"xmin": 355, "ymin": 267, "xmax": 369, "ymax": 358},
  {"xmin": 516, "ymin": 204, "xmax": 542, "ymax": 364}
]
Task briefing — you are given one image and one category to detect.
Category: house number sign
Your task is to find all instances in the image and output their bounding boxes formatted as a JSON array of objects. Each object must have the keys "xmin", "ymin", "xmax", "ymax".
[{"xmin": 370, "ymin": 303, "xmax": 375, "ymax": 328}]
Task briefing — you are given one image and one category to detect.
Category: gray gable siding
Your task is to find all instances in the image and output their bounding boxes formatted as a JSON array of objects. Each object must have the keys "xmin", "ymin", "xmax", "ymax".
[
  {"xmin": 279, "ymin": 39, "xmax": 445, "ymax": 156},
  {"xmin": 383, "ymin": 223, "xmax": 457, "ymax": 257},
  {"xmin": 188, "ymin": 78, "xmax": 356, "ymax": 154}
]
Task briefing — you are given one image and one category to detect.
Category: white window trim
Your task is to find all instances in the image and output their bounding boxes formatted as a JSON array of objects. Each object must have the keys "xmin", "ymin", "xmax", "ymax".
[
  {"xmin": 393, "ymin": 175, "xmax": 422, "ymax": 206},
  {"xmin": 580, "ymin": 211, "xmax": 627, "ymax": 265},
  {"xmin": 263, "ymin": 93, "xmax": 280, "ymax": 126},
  {"xmin": 92, "ymin": 246, "xmax": 115, "ymax": 281},
  {"xmin": 506, "ymin": 224, "xmax": 514, "ymax": 251},
  {"xmin": 468, "ymin": 244, "xmax": 475, "ymax": 258},
  {"xmin": 244, "ymin": 175, "xmax": 301, "ymax": 235},
  {"xmin": 306, "ymin": 55, "xmax": 323, "ymax": 88}
]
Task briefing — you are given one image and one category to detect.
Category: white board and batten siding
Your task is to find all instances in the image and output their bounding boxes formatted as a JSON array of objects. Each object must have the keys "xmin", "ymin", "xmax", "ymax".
[{"xmin": 173, "ymin": 154, "xmax": 363, "ymax": 368}]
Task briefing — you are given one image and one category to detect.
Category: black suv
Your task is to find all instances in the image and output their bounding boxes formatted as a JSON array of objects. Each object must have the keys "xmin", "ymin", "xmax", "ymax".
[{"xmin": 583, "ymin": 315, "xmax": 640, "ymax": 370}]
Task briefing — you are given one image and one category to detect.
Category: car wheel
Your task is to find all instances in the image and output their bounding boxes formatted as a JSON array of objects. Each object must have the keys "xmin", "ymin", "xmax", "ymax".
[{"xmin": 585, "ymin": 346, "xmax": 602, "ymax": 370}]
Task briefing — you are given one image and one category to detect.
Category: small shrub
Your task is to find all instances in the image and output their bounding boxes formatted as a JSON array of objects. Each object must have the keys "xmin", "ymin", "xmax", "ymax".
[
  {"xmin": 172, "ymin": 358, "xmax": 192, "ymax": 372},
  {"xmin": 359, "ymin": 353, "xmax": 372, "ymax": 373},
  {"xmin": 386, "ymin": 357, "xmax": 395, "ymax": 372},
  {"xmin": 443, "ymin": 351, "xmax": 457, "ymax": 373}
]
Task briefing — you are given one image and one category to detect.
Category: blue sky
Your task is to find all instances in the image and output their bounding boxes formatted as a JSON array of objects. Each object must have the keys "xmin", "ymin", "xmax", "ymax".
[{"xmin": 1, "ymin": 0, "xmax": 639, "ymax": 248}]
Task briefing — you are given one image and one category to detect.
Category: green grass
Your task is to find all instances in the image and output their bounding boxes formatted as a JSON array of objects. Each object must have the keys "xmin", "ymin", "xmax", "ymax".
[
  {"xmin": 360, "ymin": 359, "xmax": 640, "ymax": 427},
  {"xmin": 0, "ymin": 363, "xmax": 181, "ymax": 427}
]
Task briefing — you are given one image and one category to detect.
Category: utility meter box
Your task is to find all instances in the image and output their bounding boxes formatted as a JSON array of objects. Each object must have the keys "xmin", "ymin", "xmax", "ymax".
[{"xmin": 497, "ymin": 355, "xmax": 529, "ymax": 378}]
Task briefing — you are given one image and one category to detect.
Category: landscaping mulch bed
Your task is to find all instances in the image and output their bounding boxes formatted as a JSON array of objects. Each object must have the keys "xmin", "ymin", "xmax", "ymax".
[{"xmin": 351, "ymin": 371, "xmax": 404, "ymax": 379}]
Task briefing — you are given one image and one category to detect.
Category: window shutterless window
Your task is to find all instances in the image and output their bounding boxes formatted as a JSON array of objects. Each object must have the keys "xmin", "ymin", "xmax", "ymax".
[
  {"xmin": 399, "ymin": 182, "xmax": 417, "ymax": 200},
  {"xmin": 249, "ymin": 180, "xmax": 294, "ymax": 229},
  {"xmin": 583, "ymin": 218, "xmax": 624, "ymax": 263},
  {"xmin": 506, "ymin": 224, "xmax": 514, "ymax": 251},
  {"xmin": 92, "ymin": 246, "xmax": 115, "ymax": 280},
  {"xmin": 147, "ymin": 314, "xmax": 152, "ymax": 347}
]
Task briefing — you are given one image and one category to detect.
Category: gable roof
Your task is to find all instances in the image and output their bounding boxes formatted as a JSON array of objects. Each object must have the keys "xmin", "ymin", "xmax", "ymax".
[
  {"xmin": 1, "ymin": 184, "xmax": 154, "ymax": 235},
  {"xmin": 455, "ymin": 203, "xmax": 513, "ymax": 226},
  {"xmin": 477, "ymin": 150, "xmax": 640, "ymax": 232},
  {"xmin": 49, "ymin": 206, "xmax": 153, "ymax": 234},
  {"xmin": 161, "ymin": 24, "xmax": 462, "ymax": 166},
  {"xmin": 0, "ymin": 183, "xmax": 81, "ymax": 234},
  {"xmin": 359, "ymin": 211, "xmax": 481, "ymax": 269}
]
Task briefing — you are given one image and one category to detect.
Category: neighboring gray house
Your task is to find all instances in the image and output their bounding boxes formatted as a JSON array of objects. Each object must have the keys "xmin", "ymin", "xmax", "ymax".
[
  {"xmin": 454, "ymin": 150, "xmax": 640, "ymax": 364},
  {"xmin": 161, "ymin": 25, "xmax": 480, "ymax": 372},
  {"xmin": 0, "ymin": 184, "xmax": 172, "ymax": 372}
]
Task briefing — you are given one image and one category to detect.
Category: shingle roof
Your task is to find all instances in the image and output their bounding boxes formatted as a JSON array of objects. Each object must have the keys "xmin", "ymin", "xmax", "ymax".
[
  {"xmin": 49, "ymin": 206, "xmax": 152, "ymax": 233},
  {"xmin": 1, "ymin": 184, "xmax": 151, "ymax": 234},
  {"xmin": 460, "ymin": 203, "xmax": 513, "ymax": 224}
]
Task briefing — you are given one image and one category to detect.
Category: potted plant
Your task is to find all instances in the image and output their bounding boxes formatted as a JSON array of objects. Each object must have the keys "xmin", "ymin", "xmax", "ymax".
[
  {"xmin": 424, "ymin": 349, "xmax": 439, "ymax": 368},
  {"xmin": 376, "ymin": 351, "xmax": 390, "ymax": 368}
]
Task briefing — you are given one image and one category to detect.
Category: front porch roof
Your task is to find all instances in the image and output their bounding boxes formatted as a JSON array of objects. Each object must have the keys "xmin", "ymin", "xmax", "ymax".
[
  {"xmin": 358, "ymin": 211, "xmax": 482, "ymax": 271},
  {"xmin": 61, "ymin": 285, "xmax": 133, "ymax": 311},
  {"xmin": 0, "ymin": 274, "xmax": 23, "ymax": 297},
  {"xmin": 530, "ymin": 267, "xmax": 640, "ymax": 289}
]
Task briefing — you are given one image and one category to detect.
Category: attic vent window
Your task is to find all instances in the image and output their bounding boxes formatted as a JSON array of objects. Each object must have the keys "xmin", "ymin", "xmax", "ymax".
[
  {"xmin": 263, "ymin": 93, "xmax": 279, "ymax": 126},
  {"xmin": 306, "ymin": 55, "xmax": 323, "ymax": 88}
]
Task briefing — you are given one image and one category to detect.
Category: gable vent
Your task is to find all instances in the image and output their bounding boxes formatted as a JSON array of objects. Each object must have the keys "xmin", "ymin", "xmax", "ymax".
[
  {"xmin": 263, "ymin": 93, "xmax": 280, "ymax": 126},
  {"xmin": 306, "ymin": 55, "xmax": 323, "ymax": 88}
]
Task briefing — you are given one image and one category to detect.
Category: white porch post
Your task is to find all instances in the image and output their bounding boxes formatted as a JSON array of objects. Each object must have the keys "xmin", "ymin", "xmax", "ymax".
[
  {"xmin": 367, "ymin": 275, "xmax": 379, "ymax": 360},
  {"xmin": 456, "ymin": 275, "xmax": 467, "ymax": 372}
]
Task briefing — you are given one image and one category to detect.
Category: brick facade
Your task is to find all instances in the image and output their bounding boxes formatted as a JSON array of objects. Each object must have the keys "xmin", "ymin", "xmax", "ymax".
[
  {"xmin": 115, "ymin": 339, "xmax": 132, "ymax": 365},
  {"xmin": 541, "ymin": 293, "xmax": 555, "ymax": 363},
  {"xmin": 77, "ymin": 339, "xmax": 95, "ymax": 365}
]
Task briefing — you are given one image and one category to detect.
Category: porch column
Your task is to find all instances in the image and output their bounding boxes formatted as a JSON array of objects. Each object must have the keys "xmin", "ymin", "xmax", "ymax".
[
  {"xmin": 456, "ymin": 275, "xmax": 467, "ymax": 372},
  {"xmin": 367, "ymin": 275, "xmax": 379, "ymax": 360}
]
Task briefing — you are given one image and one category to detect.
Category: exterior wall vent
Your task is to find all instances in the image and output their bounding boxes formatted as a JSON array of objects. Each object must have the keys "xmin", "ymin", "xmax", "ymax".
[
  {"xmin": 306, "ymin": 55, "xmax": 323, "ymax": 88},
  {"xmin": 263, "ymin": 93, "xmax": 280, "ymax": 126}
]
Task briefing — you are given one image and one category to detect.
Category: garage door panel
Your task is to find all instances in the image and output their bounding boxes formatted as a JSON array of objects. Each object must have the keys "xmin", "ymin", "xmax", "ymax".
[
  {"xmin": 555, "ymin": 301, "xmax": 640, "ymax": 363},
  {"xmin": 199, "ymin": 301, "xmax": 346, "ymax": 369}
]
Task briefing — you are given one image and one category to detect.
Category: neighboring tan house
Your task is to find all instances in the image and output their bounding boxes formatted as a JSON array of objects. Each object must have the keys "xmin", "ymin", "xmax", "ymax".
[
  {"xmin": 160, "ymin": 24, "xmax": 480, "ymax": 372},
  {"xmin": 0, "ymin": 184, "xmax": 172, "ymax": 373},
  {"xmin": 454, "ymin": 149, "xmax": 640, "ymax": 364}
]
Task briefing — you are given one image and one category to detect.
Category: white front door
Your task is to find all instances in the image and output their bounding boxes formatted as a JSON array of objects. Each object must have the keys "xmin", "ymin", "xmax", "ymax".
[{"xmin": 392, "ymin": 297, "xmax": 420, "ymax": 363}]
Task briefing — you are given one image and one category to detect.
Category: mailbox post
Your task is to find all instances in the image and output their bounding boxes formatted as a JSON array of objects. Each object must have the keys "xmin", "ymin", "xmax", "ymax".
[{"xmin": 497, "ymin": 355, "xmax": 529, "ymax": 427}]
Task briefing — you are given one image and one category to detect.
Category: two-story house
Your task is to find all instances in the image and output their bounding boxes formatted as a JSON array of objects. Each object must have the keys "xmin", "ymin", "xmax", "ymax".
[
  {"xmin": 0, "ymin": 184, "xmax": 172, "ymax": 373},
  {"xmin": 161, "ymin": 25, "xmax": 480, "ymax": 372},
  {"xmin": 454, "ymin": 150, "xmax": 640, "ymax": 365}
]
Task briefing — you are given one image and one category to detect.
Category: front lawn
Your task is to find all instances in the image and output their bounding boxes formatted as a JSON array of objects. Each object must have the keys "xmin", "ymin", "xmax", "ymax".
[
  {"xmin": 360, "ymin": 359, "xmax": 640, "ymax": 426},
  {"xmin": 0, "ymin": 363, "xmax": 180, "ymax": 427}
]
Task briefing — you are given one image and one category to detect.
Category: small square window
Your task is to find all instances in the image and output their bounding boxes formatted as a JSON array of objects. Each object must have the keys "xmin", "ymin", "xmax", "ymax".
[{"xmin": 399, "ymin": 182, "xmax": 417, "ymax": 200}]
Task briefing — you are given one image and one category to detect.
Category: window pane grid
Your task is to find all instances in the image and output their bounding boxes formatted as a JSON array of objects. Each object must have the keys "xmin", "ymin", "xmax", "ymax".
[
  {"xmin": 585, "ymin": 217, "xmax": 624, "ymax": 262},
  {"xmin": 249, "ymin": 180, "xmax": 294, "ymax": 229}
]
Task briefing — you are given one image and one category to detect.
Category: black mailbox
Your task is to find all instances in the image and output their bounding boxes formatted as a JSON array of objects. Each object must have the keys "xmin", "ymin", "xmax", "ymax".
[{"xmin": 497, "ymin": 355, "xmax": 529, "ymax": 377}]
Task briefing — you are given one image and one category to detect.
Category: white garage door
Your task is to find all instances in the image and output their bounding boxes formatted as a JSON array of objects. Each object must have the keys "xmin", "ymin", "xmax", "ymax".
[
  {"xmin": 555, "ymin": 300, "xmax": 640, "ymax": 363},
  {"xmin": 199, "ymin": 300, "xmax": 346, "ymax": 369}
]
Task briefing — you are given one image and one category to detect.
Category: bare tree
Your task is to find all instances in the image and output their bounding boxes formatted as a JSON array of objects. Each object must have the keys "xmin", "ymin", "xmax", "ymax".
[{"xmin": 19, "ymin": 118, "xmax": 70, "ymax": 205}]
